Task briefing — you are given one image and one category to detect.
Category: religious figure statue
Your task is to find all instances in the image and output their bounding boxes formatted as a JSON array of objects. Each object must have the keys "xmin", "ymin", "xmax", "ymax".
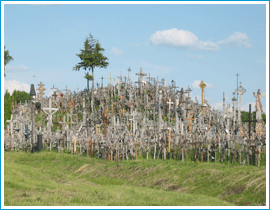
[{"xmin": 253, "ymin": 89, "xmax": 266, "ymax": 121}]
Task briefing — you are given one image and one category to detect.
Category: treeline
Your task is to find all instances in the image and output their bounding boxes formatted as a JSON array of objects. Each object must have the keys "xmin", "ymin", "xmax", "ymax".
[
  {"xmin": 4, "ymin": 90, "xmax": 30, "ymax": 128},
  {"xmin": 241, "ymin": 111, "xmax": 266, "ymax": 124}
]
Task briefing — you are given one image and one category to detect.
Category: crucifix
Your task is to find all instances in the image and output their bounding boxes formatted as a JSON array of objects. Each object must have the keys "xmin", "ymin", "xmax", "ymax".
[
  {"xmin": 135, "ymin": 67, "xmax": 147, "ymax": 94},
  {"xmin": 185, "ymin": 112, "xmax": 194, "ymax": 133},
  {"xmin": 42, "ymin": 97, "xmax": 59, "ymax": 133}
]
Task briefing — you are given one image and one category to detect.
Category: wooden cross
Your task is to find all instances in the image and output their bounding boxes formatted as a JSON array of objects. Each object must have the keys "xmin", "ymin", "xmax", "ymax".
[
  {"xmin": 185, "ymin": 112, "xmax": 194, "ymax": 133},
  {"xmin": 52, "ymin": 91, "xmax": 57, "ymax": 100},
  {"xmin": 106, "ymin": 73, "xmax": 115, "ymax": 85}
]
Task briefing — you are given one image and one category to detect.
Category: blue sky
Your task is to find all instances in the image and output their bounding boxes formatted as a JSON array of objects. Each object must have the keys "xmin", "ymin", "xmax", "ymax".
[{"xmin": 3, "ymin": 2, "xmax": 267, "ymax": 112}]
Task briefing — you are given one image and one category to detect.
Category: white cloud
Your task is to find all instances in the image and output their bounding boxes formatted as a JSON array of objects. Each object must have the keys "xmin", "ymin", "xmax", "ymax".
[
  {"xmin": 217, "ymin": 32, "xmax": 253, "ymax": 48},
  {"xmin": 191, "ymin": 80, "xmax": 213, "ymax": 89},
  {"xmin": 4, "ymin": 80, "xmax": 30, "ymax": 94},
  {"xmin": 149, "ymin": 29, "xmax": 253, "ymax": 51},
  {"xmin": 189, "ymin": 55, "xmax": 203, "ymax": 59},
  {"xmin": 131, "ymin": 43, "xmax": 142, "ymax": 47},
  {"xmin": 110, "ymin": 47, "xmax": 124, "ymax": 56},
  {"xmin": 5, "ymin": 65, "xmax": 29, "ymax": 71},
  {"xmin": 149, "ymin": 28, "xmax": 219, "ymax": 51}
]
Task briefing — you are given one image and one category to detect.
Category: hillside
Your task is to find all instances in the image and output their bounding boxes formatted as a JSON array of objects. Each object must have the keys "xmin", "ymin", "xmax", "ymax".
[{"xmin": 4, "ymin": 152, "xmax": 266, "ymax": 206}]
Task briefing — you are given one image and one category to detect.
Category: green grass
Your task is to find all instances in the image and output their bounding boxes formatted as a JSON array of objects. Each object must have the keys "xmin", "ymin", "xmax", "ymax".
[{"xmin": 4, "ymin": 151, "xmax": 266, "ymax": 206}]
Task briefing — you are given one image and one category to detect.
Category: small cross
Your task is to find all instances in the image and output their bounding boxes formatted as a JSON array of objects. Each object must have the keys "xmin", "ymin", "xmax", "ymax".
[
  {"xmin": 51, "ymin": 85, "xmax": 56, "ymax": 92},
  {"xmin": 32, "ymin": 74, "xmax": 37, "ymax": 80},
  {"xmin": 167, "ymin": 98, "xmax": 174, "ymax": 110}
]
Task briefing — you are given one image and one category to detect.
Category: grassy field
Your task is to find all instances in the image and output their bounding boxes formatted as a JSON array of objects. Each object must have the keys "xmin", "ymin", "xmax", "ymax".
[{"xmin": 4, "ymin": 151, "xmax": 266, "ymax": 206}]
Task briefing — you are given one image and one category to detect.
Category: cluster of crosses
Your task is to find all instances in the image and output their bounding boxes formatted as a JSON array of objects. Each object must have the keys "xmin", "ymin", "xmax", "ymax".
[{"xmin": 4, "ymin": 68, "xmax": 266, "ymax": 166}]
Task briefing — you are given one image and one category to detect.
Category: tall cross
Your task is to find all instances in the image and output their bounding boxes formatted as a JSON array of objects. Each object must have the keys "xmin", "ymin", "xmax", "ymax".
[
  {"xmin": 37, "ymin": 82, "xmax": 46, "ymax": 103},
  {"xmin": 42, "ymin": 97, "xmax": 59, "ymax": 128},
  {"xmin": 199, "ymin": 80, "xmax": 207, "ymax": 115},
  {"xmin": 101, "ymin": 76, "xmax": 104, "ymax": 88},
  {"xmin": 117, "ymin": 71, "xmax": 123, "ymax": 82},
  {"xmin": 148, "ymin": 73, "xmax": 151, "ymax": 85},
  {"xmin": 236, "ymin": 72, "xmax": 240, "ymax": 97},
  {"xmin": 235, "ymin": 84, "xmax": 246, "ymax": 124},
  {"xmin": 51, "ymin": 85, "xmax": 56, "ymax": 92},
  {"xmin": 106, "ymin": 73, "xmax": 115, "ymax": 85},
  {"xmin": 161, "ymin": 78, "xmax": 167, "ymax": 87},
  {"xmin": 127, "ymin": 67, "xmax": 132, "ymax": 80}
]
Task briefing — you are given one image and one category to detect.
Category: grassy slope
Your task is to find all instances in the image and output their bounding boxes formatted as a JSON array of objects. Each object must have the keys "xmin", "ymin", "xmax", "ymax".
[{"xmin": 4, "ymin": 151, "xmax": 266, "ymax": 206}]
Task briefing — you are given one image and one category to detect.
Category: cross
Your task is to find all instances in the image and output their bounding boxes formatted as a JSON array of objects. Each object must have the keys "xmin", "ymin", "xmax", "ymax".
[
  {"xmin": 161, "ymin": 78, "xmax": 167, "ymax": 87},
  {"xmin": 62, "ymin": 85, "xmax": 70, "ymax": 95},
  {"xmin": 101, "ymin": 76, "xmax": 104, "ymax": 88},
  {"xmin": 235, "ymin": 84, "xmax": 246, "ymax": 124},
  {"xmin": 236, "ymin": 73, "xmax": 240, "ymax": 107},
  {"xmin": 51, "ymin": 85, "xmax": 56, "ymax": 92},
  {"xmin": 127, "ymin": 67, "xmax": 132, "ymax": 80},
  {"xmin": 106, "ymin": 73, "xmax": 115, "ymax": 85},
  {"xmin": 42, "ymin": 97, "xmax": 59, "ymax": 128},
  {"xmin": 117, "ymin": 71, "xmax": 123, "ymax": 82},
  {"xmin": 185, "ymin": 112, "xmax": 194, "ymax": 133},
  {"xmin": 167, "ymin": 98, "xmax": 174, "ymax": 110},
  {"xmin": 243, "ymin": 104, "xmax": 257, "ymax": 139},
  {"xmin": 52, "ymin": 91, "xmax": 57, "ymax": 100},
  {"xmin": 32, "ymin": 74, "xmax": 37, "ymax": 80},
  {"xmin": 148, "ymin": 73, "xmax": 151, "ymax": 85}
]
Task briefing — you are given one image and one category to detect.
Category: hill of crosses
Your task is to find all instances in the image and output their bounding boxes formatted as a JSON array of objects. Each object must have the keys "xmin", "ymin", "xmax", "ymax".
[{"xmin": 4, "ymin": 68, "xmax": 266, "ymax": 166}]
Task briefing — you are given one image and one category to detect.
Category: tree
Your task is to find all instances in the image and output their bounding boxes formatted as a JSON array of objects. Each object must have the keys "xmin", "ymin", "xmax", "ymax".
[
  {"xmin": 4, "ymin": 46, "xmax": 14, "ymax": 77},
  {"xmin": 73, "ymin": 34, "xmax": 109, "ymax": 100}
]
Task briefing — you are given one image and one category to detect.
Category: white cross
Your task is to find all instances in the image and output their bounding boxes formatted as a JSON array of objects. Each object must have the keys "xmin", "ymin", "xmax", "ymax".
[
  {"xmin": 167, "ymin": 98, "xmax": 174, "ymax": 110},
  {"xmin": 42, "ymin": 98, "xmax": 58, "ymax": 127}
]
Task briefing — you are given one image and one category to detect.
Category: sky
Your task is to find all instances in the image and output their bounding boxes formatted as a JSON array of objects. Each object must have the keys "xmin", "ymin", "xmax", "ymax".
[{"xmin": 3, "ymin": 2, "xmax": 268, "ymax": 112}]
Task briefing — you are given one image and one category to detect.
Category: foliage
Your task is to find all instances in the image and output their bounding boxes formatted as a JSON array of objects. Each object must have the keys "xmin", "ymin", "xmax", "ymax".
[
  {"xmin": 84, "ymin": 73, "xmax": 93, "ymax": 81},
  {"xmin": 4, "ymin": 90, "xmax": 12, "ymax": 128},
  {"xmin": 73, "ymin": 34, "xmax": 109, "ymax": 91},
  {"xmin": 11, "ymin": 90, "xmax": 31, "ymax": 104},
  {"xmin": 4, "ymin": 46, "xmax": 14, "ymax": 76}
]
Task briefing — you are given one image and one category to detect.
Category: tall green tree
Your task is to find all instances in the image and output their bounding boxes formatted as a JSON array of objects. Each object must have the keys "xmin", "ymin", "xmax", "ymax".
[
  {"xmin": 73, "ymin": 34, "xmax": 109, "ymax": 99},
  {"xmin": 4, "ymin": 46, "xmax": 14, "ymax": 76}
]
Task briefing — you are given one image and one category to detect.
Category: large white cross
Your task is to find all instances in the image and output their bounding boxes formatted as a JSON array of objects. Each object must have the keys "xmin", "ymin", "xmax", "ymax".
[{"xmin": 42, "ymin": 98, "xmax": 58, "ymax": 127}]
